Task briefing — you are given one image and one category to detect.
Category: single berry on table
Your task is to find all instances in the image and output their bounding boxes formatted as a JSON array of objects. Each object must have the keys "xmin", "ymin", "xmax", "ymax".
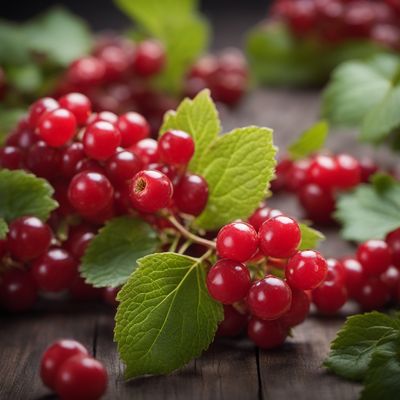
[{"xmin": 247, "ymin": 317, "xmax": 288, "ymax": 349}]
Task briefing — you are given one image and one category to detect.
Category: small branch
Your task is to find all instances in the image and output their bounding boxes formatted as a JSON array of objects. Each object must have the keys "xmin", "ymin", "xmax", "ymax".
[
  {"xmin": 178, "ymin": 240, "xmax": 193, "ymax": 255},
  {"xmin": 166, "ymin": 215, "xmax": 216, "ymax": 250}
]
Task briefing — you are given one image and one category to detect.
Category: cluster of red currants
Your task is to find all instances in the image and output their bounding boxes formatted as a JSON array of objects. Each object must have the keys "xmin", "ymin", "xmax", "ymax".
[
  {"xmin": 40, "ymin": 339, "xmax": 107, "ymax": 400},
  {"xmin": 272, "ymin": 153, "xmax": 375, "ymax": 224},
  {"xmin": 0, "ymin": 93, "xmax": 209, "ymax": 312},
  {"xmin": 271, "ymin": 0, "xmax": 400, "ymax": 51},
  {"xmin": 207, "ymin": 214, "xmax": 328, "ymax": 349}
]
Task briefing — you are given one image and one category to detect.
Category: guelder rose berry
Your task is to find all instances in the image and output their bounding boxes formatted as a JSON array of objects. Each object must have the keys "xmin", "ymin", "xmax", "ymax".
[
  {"xmin": 216, "ymin": 222, "xmax": 258, "ymax": 262},
  {"xmin": 206, "ymin": 259, "xmax": 251, "ymax": 304},
  {"xmin": 129, "ymin": 170, "xmax": 173, "ymax": 213}
]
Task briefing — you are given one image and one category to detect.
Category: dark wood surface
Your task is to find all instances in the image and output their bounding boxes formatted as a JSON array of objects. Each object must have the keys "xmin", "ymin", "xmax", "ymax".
[{"xmin": 0, "ymin": 89, "xmax": 376, "ymax": 400}]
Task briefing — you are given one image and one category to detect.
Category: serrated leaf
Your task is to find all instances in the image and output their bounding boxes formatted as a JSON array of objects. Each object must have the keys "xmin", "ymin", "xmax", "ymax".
[
  {"xmin": 194, "ymin": 126, "xmax": 276, "ymax": 231},
  {"xmin": 160, "ymin": 89, "xmax": 220, "ymax": 171},
  {"xmin": 81, "ymin": 217, "xmax": 159, "ymax": 288},
  {"xmin": 335, "ymin": 178, "xmax": 400, "ymax": 242},
  {"xmin": 114, "ymin": 252, "xmax": 223, "ymax": 378},
  {"xmin": 325, "ymin": 312, "xmax": 400, "ymax": 381},
  {"xmin": 0, "ymin": 169, "xmax": 57, "ymax": 222},
  {"xmin": 298, "ymin": 223, "xmax": 324, "ymax": 250},
  {"xmin": 115, "ymin": 0, "xmax": 208, "ymax": 93},
  {"xmin": 23, "ymin": 6, "xmax": 92, "ymax": 66},
  {"xmin": 361, "ymin": 336, "xmax": 400, "ymax": 400},
  {"xmin": 0, "ymin": 218, "xmax": 8, "ymax": 239},
  {"xmin": 288, "ymin": 121, "xmax": 328, "ymax": 160}
]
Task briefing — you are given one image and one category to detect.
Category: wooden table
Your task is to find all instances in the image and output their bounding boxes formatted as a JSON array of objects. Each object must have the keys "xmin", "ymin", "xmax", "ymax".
[{"xmin": 2, "ymin": 88, "xmax": 382, "ymax": 400}]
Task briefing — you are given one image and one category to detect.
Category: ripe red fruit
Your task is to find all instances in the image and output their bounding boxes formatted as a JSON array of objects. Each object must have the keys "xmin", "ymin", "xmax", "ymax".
[
  {"xmin": 129, "ymin": 170, "xmax": 173, "ymax": 213},
  {"xmin": 312, "ymin": 279, "xmax": 347, "ymax": 315},
  {"xmin": 259, "ymin": 215, "xmax": 301, "ymax": 259},
  {"xmin": 37, "ymin": 108, "xmax": 77, "ymax": 147},
  {"xmin": 386, "ymin": 228, "xmax": 400, "ymax": 268},
  {"xmin": 83, "ymin": 121, "xmax": 121, "ymax": 161},
  {"xmin": 308, "ymin": 155, "xmax": 339, "ymax": 189},
  {"xmin": 216, "ymin": 222, "xmax": 258, "ymax": 262},
  {"xmin": 247, "ymin": 318, "xmax": 288, "ymax": 349},
  {"xmin": 286, "ymin": 250, "xmax": 328, "ymax": 290},
  {"xmin": 68, "ymin": 171, "xmax": 114, "ymax": 216},
  {"xmin": 173, "ymin": 173, "xmax": 209, "ymax": 216},
  {"xmin": 67, "ymin": 56, "xmax": 106, "ymax": 87},
  {"xmin": 130, "ymin": 138, "xmax": 160, "ymax": 165},
  {"xmin": 87, "ymin": 111, "xmax": 118, "ymax": 126},
  {"xmin": 158, "ymin": 130, "xmax": 195, "ymax": 166},
  {"xmin": 69, "ymin": 275, "xmax": 101, "ymax": 301},
  {"xmin": 28, "ymin": 97, "xmax": 59, "ymax": 129},
  {"xmin": 353, "ymin": 277, "xmax": 390, "ymax": 311},
  {"xmin": 206, "ymin": 259, "xmax": 251, "ymax": 304},
  {"xmin": 31, "ymin": 248, "xmax": 77, "ymax": 292},
  {"xmin": 40, "ymin": 339, "xmax": 88, "ymax": 389},
  {"xmin": 217, "ymin": 305, "xmax": 248, "ymax": 337},
  {"xmin": 54, "ymin": 355, "xmax": 108, "ymax": 400},
  {"xmin": 59, "ymin": 93, "xmax": 92, "ymax": 125},
  {"xmin": 64, "ymin": 225, "xmax": 96, "ymax": 260},
  {"xmin": 341, "ymin": 257, "xmax": 366, "ymax": 298},
  {"xmin": 285, "ymin": 159, "xmax": 311, "ymax": 192},
  {"xmin": 356, "ymin": 239, "xmax": 392, "ymax": 276},
  {"xmin": 117, "ymin": 112, "xmax": 150, "ymax": 148},
  {"xmin": 25, "ymin": 141, "xmax": 62, "ymax": 180},
  {"xmin": 334, "ymin": 154, "xmax": 361, "ymax": 189},
  {"xmin": 248, "ymin": 206, "xmax": 283, "ymax": 231},
  {"xmin": 61, "ymin": 142, "xmax": 86, "ymax": 178},
  {"xmin": 102, "ymin": 287, "xmax": 120, "ymax": 307},
  {"xmin": 0, "ymin": 146, "xmax": 23, "ymax": 169},
  {"xmin": 105, "ymin": 150, "xmax": 143, "ymax": 187},
  {"xmin": 133, "ymin": 39, "xmax": 166, "ymax": 77},
  {"xmin": 0, "ymin": 269, "xmax": 37, "ymax": 312},
  {"xmin": 8, "ymin": 216, "xmax": 52, "ymax": 262},
  {"xmin": 280, "ymin": 288, "xmax": 310, "ymax": 328},
  {"xmin": 247, "ymin": 275, "xmax": 292, "ymax": 320}
]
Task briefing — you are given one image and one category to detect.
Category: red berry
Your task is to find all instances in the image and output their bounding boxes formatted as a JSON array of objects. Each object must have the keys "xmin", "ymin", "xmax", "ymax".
[
  {"xmin": 75, "ymin": 159, "xmax": 105, "ymax": 175},
  {"xmin": 285, "ymin": 159, "xmax": 311, "ymax": 192},
  {"xmin": 341, "ymin": 257, "xmax": 366, "ymax": 298},
  {"xmin": 248, "ymin": 206, "xmax": 283, "ymax": 231},
  {"xmin": 117, "ymin": 112, "xmax": 150, "ymax": 148},
  {"xmin": 105, "ymin": 150, "xmax": 143, "ymax": 187},
  {"xmin": 59, "ymin": 93, "xmax": 92, "ymax": 125},
  {"xmin": 312, "ymin": 277, "xmax": 347, "ymax": 315},
  {"xmin": 216, "ymin": 222, "xmax": 258, "ymax": 263},
  {"xmin": 133, "ymin": 40, "xmax": 166, "ymax": 77},
  {"xmin": 386, "ymin": 228, "xmax": 400, "ymax": 268},
  {"xmin": 158, "ymin": 130, "xmax": 195, "ymax": 166},
  {"xmin": 326, "ymin": 258, "xmax": 346, "ymax": 285},
  {"xmin": 173, "ymin": 173, "xmax": 209, "ymax": 216},
  {"xmin": 354, "ymin": 277, "xmax": 390, "ymax": 311},
  {"xmin": 380, "ymin": 265, "xmax": 400, "ymax": 293},
  {"xmin": 25, "ymin": 141, "xmax": 62, "ymax": 180},
  {"xmin": 271, "ymin": 158, "xmax": 293, "ymax": 192},
  {"xmin": 87, "ymin": 111, "xmax": 118, "ymax": 126},
  {"xmin": 210, "ymin": 72, "xmax": 247, "ymax": 105},
  {"xmin": 68, "ymin": 171, "xmax": 114, "ymax": 216},
  {"xmin": 61, "ymin": 142, "xmax": 86, "ymax": 179},
  {"xmin": 8, "ymin": 216, "xmax": 52, "ymax": 262},
  {"xmin": 37, "ymin": 108, "xmax": 77, "ymax": 147},
  {"xmin": 217, "ymin": 305, "xmax": 248, "ymax": 337},
  {"xmin": 343, "ymin": 1, "xmax": 375, "ymax": 38},
  {"xmin": 359, "ymin": 157, "xmax": 379, "ymax": 183},
  {"xmin": 67, "ymin": 56, "xmax": 106, "ymax": 87},
  {"xmin": 206, "ymin": 259, "xmax": 251, "ymax": 304},
  {"xmin": 247, "ymin": 275, "xmax": 292, "ymax": 320},
  {"xmin": 102, "ymin": 286, "xmax": 120, "ymax": 307},
  {"xmin": 128, "ymin": 170, "xmax": 173, "ymax": 213},
  {"xmin": 308, "ymin": 155, "xmax": 340, "ymax": 189},
  {"xmin": 259, "ymin": 215, "xmax": 301, "ymax": 259},
  {"xmin": 97, "ymin": 45, "xmax": 130, "ymax": 81},
  {"xmin": 31, "ymin": 248, "xmax": 77, "ymax": 292},
  {"xmin": 334, "ymin": 154, "xmax": 361, "ymax": 189},
  {"xmin": 40, "ymin": 339, "xmax": 88, "ymax": 389},
  {"xmin": 69, "ymin": 275, "xmax": 101, "ymax": 301},
  {"xmin": 83, "ymin": 121, "xmax": 121, "ymax": 161},
  {"xmin": 247, "ymin": 318, "xmax": 288, "ymax": 349},
  {"xmin": 0, "ymin": 146, "xmax": 23, "ymax": 169},
  {"xmin": 28, "ymin": 97, "xmax": 59, "ymax": 129},
  {"xmin": 356, "ymin": 239, "xmax": 392, "ymax": 276},
  {"xmin": 286, "ymin": 250, "xmax": 328, "ymax": 290},
  {"xmin": 130, "ymin": 138, "xmax": 160, "ymax": 165},
  {"xmin": 0, "ymin": 269, "xmax": 37, "ymax": 312},
  {"xmin": 280, "ymin": 288, "xmax": 310, "ymax": 328},
  {"xmin": 55, "ymin": 355, "xmax": 108, "ymax": 400},
  {"xmin": 64, "ymin": 225, "xmax": 96, "ymax": 260}
]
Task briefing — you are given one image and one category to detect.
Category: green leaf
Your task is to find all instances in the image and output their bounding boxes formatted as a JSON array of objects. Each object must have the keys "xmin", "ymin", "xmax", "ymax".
[
  {"xmin": 0, "ymin": 169, "xmax": 57, "ymax": 222},
  {"xmin": 0, "ymin": 20, "xmax": 30, "ymax": 65},
  {"xmin": 160, "ymin": 89, "xmax": 220, "ymax": 171},
  {"xmin": 115, "ymin": 0, "xmax": 209, "ymax": 93},
  {"xmin": 194, "ymin": 126, "xmax": 276, "ymax": 230},
  {"xmin": 23, "ymin": 6, "xmax": 92, "ymax": 66},
  {"xmin": 81, "ymin": 217, "xmax": 159, "ymax": 288},
  {"xmin": 0, "ymin": 218, "xmax": 8, "ymax": 239},
  {"xmin": 288, "ymin": 121, "xmax": 328, "ymax": 160},
  {"xmin": 298, "ymin": 223, "xmax": 325, "ymax": 250},
  {"xmin": 6, "ymin": 64, "xmax": 43, "ymax": 93},
  {"xmin": 114, "ymin": 252, "xmax": 223, "ymax": 378},
  {"xmin": 361, "ymin": 336, "xmax": 400, "ymax": 400},
  {"xmin": 335, "ymin": 177, "xmax": 400, "ymax": 242},
  {"xmin": 325, "ymin": 312, "xmax": 400, "ymax": 381},
  {"xmin": 0, "ymin": 108, "xmax": 26, "ymax": 144}
]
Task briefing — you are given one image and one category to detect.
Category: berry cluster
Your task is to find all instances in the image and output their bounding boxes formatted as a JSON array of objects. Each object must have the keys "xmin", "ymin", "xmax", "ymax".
[
  {"xmin": 207, "ymin": 212, "xmax": 328, "ymax": 349},
  {"xmin": 0, "ymin": 93, "xmax": 208, "ymax": 312},
  {"xmin": 271, "ymin": 153, "xmax": 374, "ymax": 224},
  {"xmin": 40, "ymin": 339, "xmax": 107, "ymax": 399},
  {"xmin": 271, "ymin": 0, "xmax": 400, "ymax": 51}
]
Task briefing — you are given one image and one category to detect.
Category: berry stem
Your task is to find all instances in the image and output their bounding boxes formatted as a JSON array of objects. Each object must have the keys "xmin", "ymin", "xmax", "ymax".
[
  {"xmin": 166, "ymin": 214, "xmax": 216, "ymax": 250},
  {"xmin": 178, "ymin": 240, "xmax": 193, "ymax": 255}
]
